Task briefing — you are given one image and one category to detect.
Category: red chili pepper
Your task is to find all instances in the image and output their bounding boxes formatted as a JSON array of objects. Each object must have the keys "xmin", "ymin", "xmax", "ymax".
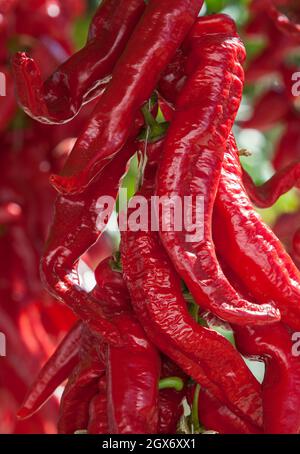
[
  {"xmin": 107, "ymin": 312, "xmax": 160, "ymax": 434},
  {"xmin": 190, "ymin": 387, "xmax": 262, "ymax": 434},
  {"xmin": 121, "ymin": 138, "xmax": 263, "ymax": 428},
  {"xmin": 273, "ymin": 113, "xmax": 300, "ymax": 170},
  {"xmin": 157, "ymin": 14, "xmax": 279, "ymax": 325},
  {"xmin": 242, "ymin": 160, "xmax": 300, "ymax": 208},
  {"xmin": 213, "ymin": 134, "xmax": 300, "ymax": 331},
  {"xmin": 293, "ymin": 228, "xmax": 300, "ymax": 257},
  {"xmin": 50, "ymin": 0, "xmax": 204, "ymax": 195},
  {"xmin": 40, "ymin": 140, "xmax": 136, "ymax": 343},
  {"xmin": 266, "ymin": 0, "xmax": 300, "ymax": 37},
  {"xmin": 235, "ymin": 323, "xmax": 300, "ymax": 433},
  {"xmin": 12, "ymin": 0, "xmax": 146, "ymax": 124},
  {"xmin": 58, "ymin": 343, "xmax": 105, "ymax": 434},
  {"xmin": 245, "ymin": 11, "xmax": 297, "ymax": 82},
  {"xmin": 158, "ymin": 360, "xmax": 186, "ymax": 434},
  {"xmin": 93, "ymin": 259, "xmax": 161, "ymax": 434},
  {"xmin": 239, "ymin": 88, "xmax": 290, "ymax": 131},
  {"xmin": 87, "ymin": 376, "xmax": 108, "ymax": 434},
  {"xmin": 17, "ymin": 321, "xmax": 82, "ymax": 419}
]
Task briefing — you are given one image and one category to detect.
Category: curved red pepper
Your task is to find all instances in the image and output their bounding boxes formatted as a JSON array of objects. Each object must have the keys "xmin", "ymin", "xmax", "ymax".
[
  {"xmin": 157, "ymin": 14, "xmax": 279, "ymax": 326},
  {"xmin": 12, "ymin": 0, "xmax": 146, "ymax": 124},
  {"xmin": 18, "ymin": 321, "xmax": 82, "ymax": 419},
  {"xmin": 58, "ymin": 343, "xmax": 105, "ymax": 434},
  {"xmin": 242, "ymin": 160, "xmax": 300, "ymax": 208},
  {"xmin": 158, "ymin": 360, "xmax": 186, "ymax": 434},
  {"xmin": 239, "ymin": 88, "xmax": 290, "ymax": 131},
  {"xmin": 50, "ymin": 0, "xmax": 204, "ymax": 194},
  {"xmin": 273, "ymin": 114, "xmax": 300, "ymax": 170},
  {"xmin": 121, "ymin": 139, "xmax": 263, "ymax": 428},
  {"xmin": 214, "ymin": 134, "xmax": 300, "ymax": 331},
  {"xmin": 235, "ymin": 323, "xmax": 300, "ymax": 433},
  {"xmin": 107, "ymin": 312, "xmax": 160, "ymax": 434},
  {"xmin": 41, "ymin": 141, "xmax": 136, "ymax": 344},
  {"xmin": 87, "ymin": 376, "xmax": 108, "ymax": 434},
  {"xmin": 191, "ymin": 387, "xmax": 262, "ymax": 434},
  {"xmin": 93, "ymin": 259, "xmax": 161, "ymax": 434}
]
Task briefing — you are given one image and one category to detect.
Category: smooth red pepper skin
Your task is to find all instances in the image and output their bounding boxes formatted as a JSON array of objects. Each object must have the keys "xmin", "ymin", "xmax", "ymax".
[
  {"xmin": 18, "ymin": 321, "xmax": 82, "ymax": 419},
  {"xmin": 234, "ymin": 323, "xmax": 300, "ymax": 434},
  {"xmin": 214, "ymin": 134, "xmax": 300, "ymax": 331},
  {"xmin": 157, "ymin": 15, "xmax": 279, "ymax": 326},
  {"xmin": 41, "ymin": 141, "xmax": 136, "ymax": 344},
  {"xmin": 242, "ymin": 161, "xmax": 300, "ymax": 208},
  {"xmin": 50, "ymin": 0, "xmax": 204, "ymax": 194},
  {"xmin": 12, "ymin": 0, "xmax": 146, "ymax": 124},
  {"xmin": 121, "ymin": 140, "xmax": 263, "ymax": 428}
]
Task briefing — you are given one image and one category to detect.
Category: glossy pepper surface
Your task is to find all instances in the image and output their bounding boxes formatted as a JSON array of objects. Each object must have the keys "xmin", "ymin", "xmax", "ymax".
[
  {"xmin": 156, "ymin": 14, "xmax": 280, "ymax": 326},
  {"xmin": 50, "ymin": 0, "xmax": 204, "ymax": 194}
]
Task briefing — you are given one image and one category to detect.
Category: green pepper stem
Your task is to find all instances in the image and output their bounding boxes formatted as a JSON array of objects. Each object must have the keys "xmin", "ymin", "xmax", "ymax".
[
  {"xmin": 158, "ymin": 377, "xmax": 184, "ymax": 392},
  {"xmin": 191, "ymin": 384, "xmax": 201, "ymax": 433}
]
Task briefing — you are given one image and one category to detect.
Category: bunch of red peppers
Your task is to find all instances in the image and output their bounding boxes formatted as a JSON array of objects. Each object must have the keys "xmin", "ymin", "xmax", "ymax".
[{"xmin": 2, "ymin": 0, "xmax": 300, "ymax": 434}]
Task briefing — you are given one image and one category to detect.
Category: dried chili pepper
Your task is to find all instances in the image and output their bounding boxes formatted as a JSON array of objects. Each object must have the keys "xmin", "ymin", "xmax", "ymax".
[
  {"xmin": 93, "ymin": 259, "xmax": 161, "ymax": 434},
  {"xmin": 12, "ymin": 0, "xmax": 146, "ymax": 124},
  {"xmin": 87, "ymin": 376, "xmax": 108, "ymax": 434},
  {"xmin": 240, "ymin": 88, "xmax": 290, "ymax": 131},
  {"xmin": 157, "ymin": 14, "xmax": 279, "ymax": 325},
  {"xmin": 158, "ymin": 359, "xmax": 186, "ymax": 434},
  {"xmin": 242, "ymin": 160, "xmax": 300, "ymax": 208},
  {"xmin": 213, "ymin": 134, "xmax": 300, "ymax": 331},
  {"xmin": 189, "ymin": 387, "xmax": 262, "ymax": 434},
  {"xmin": 121, "ymin": 138, "xmax": 263, "ymax": 428},
  {"xmin": 273, "ymin": 113, "xmax": 300, "ymax": 170},
  {"xmin": 18, "ymin": 321, "xmax": 82, "ymax": 419},
  {"xmin": 58, "ymin": 342, "xmax": 105, "ymax": 434},
  {"xmin": 50, "ymin": 0, "xmax": 204, "ymax": 194},
  {"xmin": 107, "ymin": 312, "xmax": 160, "ymax": 434},
  {"xmin": 41, "ymin": 140, "xmax": 136, "ymax": 343},
  {"xmin": 235, "ymin": 323, "xmax": 300, "ymax": 434}
]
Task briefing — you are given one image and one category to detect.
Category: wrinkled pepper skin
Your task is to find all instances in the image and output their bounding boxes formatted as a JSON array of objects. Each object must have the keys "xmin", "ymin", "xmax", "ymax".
[
  {"xmin": 12, "ymin": 0, "xmax": 145, "ymax": 124},
  {"xmin": 121, "ymin": 140, "xmax": 263, "ymax": 429},
  {"xmin": 107, "ymin": 313, "xmax": 160, "ymax": 434},
  {"xmin": 87, "ymin": 376, "xmax": 108, "ymax": 434},
  {"xmin": 158, "ymin": 360, "xmax": 186, "ymax": 434},
  {"xmin": 58, "ymin": 342, "xmax": 105, "ymax": 434},
  {"xmin": 234, "ymin": 323, "xmax": 300, "ymax": 434},
  {"xmin": 50, "ymin": 0, "xmax": 204, "ymax": 194},
  {"xmin": 92, "ymin": 259, "xmax": 161, "ymax": 434},
  {"xmin": 18, "ymin": 321, "xmax": 82, "ymax": 419},
  {"xmin": 214, "ymin": 134, "xmax": 300, "ymax": 331},
  {"xmin": 157, "ymin": 14, "xmax": 279, "ymax": 326},
  {"xmin": 190, "ymin": 387, "xmax": 262, "ymax": 434},
  {"xmin": 41, "ymin": 141, "xmax": 136, "ymax": 344},
  {"xmin": 242, "ymin": 161, "xmax": 300, "ymax": 208}
]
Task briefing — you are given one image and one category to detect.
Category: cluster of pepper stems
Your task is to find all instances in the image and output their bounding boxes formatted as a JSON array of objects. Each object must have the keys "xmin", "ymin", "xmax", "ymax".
[{"xmin": 2, "ymin": 0, "xmax": 300, "ymax": 434}]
